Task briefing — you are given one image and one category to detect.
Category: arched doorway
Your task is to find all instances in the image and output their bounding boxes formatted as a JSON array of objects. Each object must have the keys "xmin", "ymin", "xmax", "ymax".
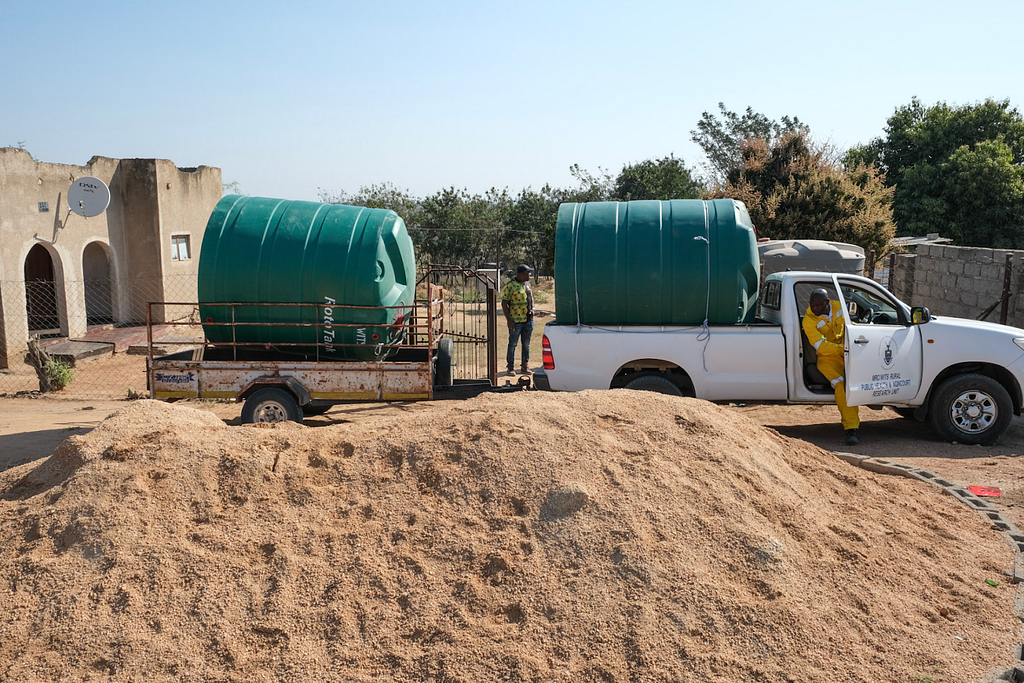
[
  {"xmin": 83, "ymin": 242, "xmax": 113, "ymax": 326},
  {"xmin": 24, "ymin": 244, "xmax": 59, "ymax": 332}
]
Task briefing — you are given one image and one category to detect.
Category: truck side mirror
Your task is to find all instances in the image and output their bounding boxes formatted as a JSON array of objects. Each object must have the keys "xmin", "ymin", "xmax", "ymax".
[{"xmin": 911, "ymin": 307, "xmax": 931, "ymax": 324}]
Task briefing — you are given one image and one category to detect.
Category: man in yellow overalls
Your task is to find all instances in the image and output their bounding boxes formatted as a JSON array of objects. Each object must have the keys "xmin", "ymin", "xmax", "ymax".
[{"xmin": 803, "ymin": 289, "xmax": 861, "ymax": 445}]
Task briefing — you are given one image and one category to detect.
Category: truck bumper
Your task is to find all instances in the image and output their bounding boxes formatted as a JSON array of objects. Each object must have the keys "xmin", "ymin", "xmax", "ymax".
[{"xmin": 533, "ymin": 368, "xmax": 552, "ymax": 391}]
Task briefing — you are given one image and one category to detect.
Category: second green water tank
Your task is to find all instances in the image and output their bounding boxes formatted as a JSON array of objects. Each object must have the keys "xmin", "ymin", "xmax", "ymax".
[
  {"xmin": 554, "ymin": 199, "xmax": 759, "ymax": 326},
  {"xmin": 198, "ymin": 195, "xmax": 416, "ymax": 361}
]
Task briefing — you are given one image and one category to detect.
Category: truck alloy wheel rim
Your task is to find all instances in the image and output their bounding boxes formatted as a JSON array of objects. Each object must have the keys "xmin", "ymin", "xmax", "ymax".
[
  {"xmin": 255, "ymin": 402, "xmax": 287, "ymax": 423},
  {"xmin": 950, "ymin": 390, "xmax": 997, "ymax": 433}
]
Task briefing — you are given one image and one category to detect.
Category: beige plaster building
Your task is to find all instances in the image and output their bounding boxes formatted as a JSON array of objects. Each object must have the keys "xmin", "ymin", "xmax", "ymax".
[{"xmin": 0, "ymin": 148, "xmax": 222, "ymax": 368}]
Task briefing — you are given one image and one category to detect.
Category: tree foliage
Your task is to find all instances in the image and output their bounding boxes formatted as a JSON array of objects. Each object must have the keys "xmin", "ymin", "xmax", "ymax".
[
  {"xmin": 612, "ymin": 155, "xmax": 702, "ymax": 201},
  {"xmin": 566, "ymin": 164, "xmax": 614, "ymax": 202},
  {"xmin": 714, "ymin": 130, "xmax": 895, "ymax": 254},
  {"xmin": 416, "ymin": 187, "xmax": 512, "ymax": 270},
  {"xmin": 691, "ymin": 103, "xmax": 804, "ymax": 184},
  {"xmin": 856, "ymin": 98, "xmax": 1024, "ymax": 246},
  {"xmin": 506, "ymin": 185, "xmax": 561, "ymax": 274},
  {"xmin": 317, "ymin": 152, "xmax": 705, "ymax": 273}
]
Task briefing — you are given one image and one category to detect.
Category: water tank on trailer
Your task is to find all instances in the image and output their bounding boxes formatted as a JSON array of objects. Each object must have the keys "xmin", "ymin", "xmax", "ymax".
[{"xmin": 198, "ymin": 195, "xmax": 416, "ymax": 361}]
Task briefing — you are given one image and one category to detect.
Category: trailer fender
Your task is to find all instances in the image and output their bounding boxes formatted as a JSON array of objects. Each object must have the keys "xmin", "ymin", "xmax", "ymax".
[{"xmin": 238, "ymin": 376, "xmax": 312, "ymax": 406}]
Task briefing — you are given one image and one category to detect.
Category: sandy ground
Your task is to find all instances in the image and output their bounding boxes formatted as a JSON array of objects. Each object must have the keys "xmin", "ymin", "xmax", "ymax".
[
  {"xmin": 5, "ymin": 398, "xmax": 1024, "ymax": 526},
  {"xmin": 1, "ymin": 393, "xmax": 1021, "ymax": 682}
]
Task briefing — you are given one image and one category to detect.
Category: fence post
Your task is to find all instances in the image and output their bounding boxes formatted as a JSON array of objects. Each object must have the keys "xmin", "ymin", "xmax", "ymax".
[
  {"xmin": 887, "ymin": 253, "xmax": 896, "ymax": 293},
  {"xmin": 865, "ymin": 249, "xmax": 876, "ymax": 280},
  {"xmin": 1000, "ymin": 254, "xmax": 1013, "ymax": 325},
  {"xmin": 486, "ymin": 285, "xmax": 497, "ymax": 386}
]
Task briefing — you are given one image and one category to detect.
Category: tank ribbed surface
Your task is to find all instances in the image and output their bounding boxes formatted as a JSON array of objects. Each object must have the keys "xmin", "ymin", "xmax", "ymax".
[
  {"xmin": 198, "ymin": 195, "xmax": 416, "ymax": 361},
  {"xmin": 554, "ymin": 199, "xmax": 759, "ymax": 326}
]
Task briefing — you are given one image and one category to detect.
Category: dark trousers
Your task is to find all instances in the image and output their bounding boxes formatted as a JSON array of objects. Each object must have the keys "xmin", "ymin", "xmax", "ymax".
[{"xmin": 507, "ymin": 319, "xmax": 534, "ymax": 369}]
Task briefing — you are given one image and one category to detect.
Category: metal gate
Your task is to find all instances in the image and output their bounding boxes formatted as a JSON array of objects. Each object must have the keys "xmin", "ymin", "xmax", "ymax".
[{"xmin": 419, "ymin": 266, "xmax": 497, "ymax": 386}]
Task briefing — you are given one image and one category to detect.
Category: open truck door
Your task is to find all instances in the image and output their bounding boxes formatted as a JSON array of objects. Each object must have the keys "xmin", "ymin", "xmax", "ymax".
[{"xmin": 831, "ymin": 274, "xmax": 923, "ymax": 407}]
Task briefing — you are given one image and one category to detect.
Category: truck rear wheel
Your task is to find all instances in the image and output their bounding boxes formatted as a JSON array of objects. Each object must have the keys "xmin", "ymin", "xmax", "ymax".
[
  {"xmin": 622, "ymin": 373, "xmax": 683, "ymax": 396},
  {"xmin": 928, "ymin": 373, "xmax": 1012, "ymax": 445},
  {"xmin": 242, "ymin": 387, "xmax": 303, "ymax": 424}
]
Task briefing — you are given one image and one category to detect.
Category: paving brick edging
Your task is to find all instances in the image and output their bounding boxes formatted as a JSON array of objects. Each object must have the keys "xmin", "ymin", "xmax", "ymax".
[{"xmin": 833, "ymin": 452, "xmax": 1024, "ymax": 683}]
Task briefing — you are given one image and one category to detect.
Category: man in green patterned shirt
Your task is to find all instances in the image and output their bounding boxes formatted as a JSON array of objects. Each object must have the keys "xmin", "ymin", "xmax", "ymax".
[{"xmin": 501, "ymin": 264, "xmax": 534, "ymax": 375}]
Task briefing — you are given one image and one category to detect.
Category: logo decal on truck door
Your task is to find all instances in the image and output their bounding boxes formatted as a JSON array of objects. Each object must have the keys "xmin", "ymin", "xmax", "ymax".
[{"xmin": 879, "ymin": 336, "xmax": 897, "ymax": 368}]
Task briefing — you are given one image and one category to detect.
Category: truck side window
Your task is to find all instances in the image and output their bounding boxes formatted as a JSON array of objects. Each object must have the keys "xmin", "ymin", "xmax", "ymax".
[
  {"xmin": 840, "ymin": 284, "xmax": 902, "ymax": 325},
  {"xmin": 762, "ymin": 280, "xmax": 781, "ymax": 310}
]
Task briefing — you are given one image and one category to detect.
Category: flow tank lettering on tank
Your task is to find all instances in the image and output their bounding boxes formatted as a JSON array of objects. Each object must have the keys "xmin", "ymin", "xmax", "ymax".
[{"xmin": 323, "ymin": 296, "xmax": 336, "ymax": 353}]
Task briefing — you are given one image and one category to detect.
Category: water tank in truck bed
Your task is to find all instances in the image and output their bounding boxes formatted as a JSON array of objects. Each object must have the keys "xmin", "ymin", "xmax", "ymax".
[
  {"xmin": 198, "ymin": 195, "xmax": 416, "ymax": 361},
  {"xmin": 554, "ymin": 199, "xmax": 760, "ymax": 326}
]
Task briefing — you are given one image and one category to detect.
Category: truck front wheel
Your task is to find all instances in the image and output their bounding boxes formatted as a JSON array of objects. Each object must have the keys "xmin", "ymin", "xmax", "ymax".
[
  {"xmin": 622, "ymin": 373, "xmax": 683, "ymax": 396},
  {"xmin": 928, "ymin": 373, "xmax": 1012, "ymax": 445},
  {"xmin": 242, "ymin": 387, "xmax": 304, "ymax": 424}
]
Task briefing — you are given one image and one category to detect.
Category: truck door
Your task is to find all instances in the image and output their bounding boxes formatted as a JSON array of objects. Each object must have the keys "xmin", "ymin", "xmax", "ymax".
[{"xmin": 831, "ymin": 275, "xmax": 923, "ymax": 406}]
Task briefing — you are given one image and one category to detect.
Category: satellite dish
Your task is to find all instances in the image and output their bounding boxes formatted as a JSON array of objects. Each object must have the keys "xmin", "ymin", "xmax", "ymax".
[{"xmin": 68, "ymin": 176, "xmax": 110, "ymax": 217}]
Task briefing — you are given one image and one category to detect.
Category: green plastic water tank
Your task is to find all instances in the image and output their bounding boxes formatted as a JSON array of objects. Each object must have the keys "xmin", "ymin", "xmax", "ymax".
[
  {"xmin": 554, "ymin": 199, "xmax": 759, "ymax": 326},
  {"xmin": 198, "ymin": 195, "xmax": 416, "ymax": 361}
]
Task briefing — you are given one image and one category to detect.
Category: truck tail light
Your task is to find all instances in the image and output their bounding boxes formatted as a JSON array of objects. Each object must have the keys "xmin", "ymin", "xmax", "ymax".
[{"xmin": 542, "ymin": 335, "xmax": 554, "ymax": 370}]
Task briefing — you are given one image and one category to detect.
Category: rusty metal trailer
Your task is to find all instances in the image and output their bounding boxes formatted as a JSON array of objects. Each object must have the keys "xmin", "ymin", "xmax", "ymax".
[
  {"xmin": 147, "ymin": 285, "xmax": 458, "ymax": 423},
  {"xmin": 147, "ymin": 271, "xmax": 517, "ymax": 423}
]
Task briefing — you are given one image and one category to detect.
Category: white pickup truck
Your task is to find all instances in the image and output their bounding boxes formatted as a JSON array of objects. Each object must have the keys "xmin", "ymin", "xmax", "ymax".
[{"xmin": 535, "ymin": 271, "xmax": 1024, "ymax": 445}]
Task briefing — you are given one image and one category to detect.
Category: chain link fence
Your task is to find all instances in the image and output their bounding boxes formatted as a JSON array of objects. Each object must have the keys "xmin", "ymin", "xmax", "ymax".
[{"xmin": 1, "ymin": 274, "xmax": 201, "ymax": 400}]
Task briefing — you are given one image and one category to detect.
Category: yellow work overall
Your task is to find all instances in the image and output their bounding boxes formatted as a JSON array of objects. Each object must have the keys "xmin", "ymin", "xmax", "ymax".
[{"xmin": 803, "ymin": 301, "xmax": 860, "ymax": 430}]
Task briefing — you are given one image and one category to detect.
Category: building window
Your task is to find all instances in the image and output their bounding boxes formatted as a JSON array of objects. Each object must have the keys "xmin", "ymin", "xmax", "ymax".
[{"xmin": 171, "ymin": 234, "xmax": 191, "ymax": 261}]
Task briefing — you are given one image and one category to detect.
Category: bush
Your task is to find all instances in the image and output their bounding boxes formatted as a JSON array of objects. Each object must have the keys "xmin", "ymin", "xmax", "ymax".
[{"xmin": 44, "ymin": 359, "xmax": 74, "ymax": 391}]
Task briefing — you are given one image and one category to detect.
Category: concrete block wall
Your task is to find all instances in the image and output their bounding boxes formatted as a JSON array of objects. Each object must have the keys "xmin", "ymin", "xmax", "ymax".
[{"xmin": 888, "ymin": 244, "xmax": 1024, "ymax": 328}]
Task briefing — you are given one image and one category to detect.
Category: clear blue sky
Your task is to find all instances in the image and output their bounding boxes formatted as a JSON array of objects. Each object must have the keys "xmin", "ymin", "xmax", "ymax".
[{"xmin": 3, "ymin": 0, "xmax": 1021, "ymax": 202}]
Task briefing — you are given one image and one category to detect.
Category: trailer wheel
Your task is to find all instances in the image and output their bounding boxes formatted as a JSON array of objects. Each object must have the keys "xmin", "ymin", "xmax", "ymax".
[
  {"xmin": 434, "ymin": 338, "xmax": 454, "ymax": 387},
  {"xmin": 242, "ymin": 387, "xmax": 304, "ymax": 424},
  {"xmin": 622, "ymin": 373, "xmax": 683, "ymax": 396},
  {"xmin": 928, "ymin": 373, "xmax": 1012, "ymax": 445}
]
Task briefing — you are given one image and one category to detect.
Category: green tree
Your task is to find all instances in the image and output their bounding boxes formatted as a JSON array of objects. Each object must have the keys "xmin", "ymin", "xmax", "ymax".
[
  {"xmin": 318, "ymin": 182, "xmax": 419, "ymax": 221},
  {"xmin": 507, "ymin": 185, "xmax": 563, "ymax": 274},
  {"xmin": 565, "ymin": 164, "xmax": 615, "ymax": 202},
  {"xmin": 714, "ymin": 130, "xmax": 895, "ymax": 254},
  {"xmin": 857, "ymin": 97, "xmax": 1024, "ymax": 246},
  {"xmin": 691, "ymin": 103, "xmax": 804, "ymax": 184},
  {"xmin": 414, "ymin": 187, "xmax": 511, "ymax": 270},
  {"xmin": 612, "ymin": 154, "xmax": 702, "ymax": 201}
]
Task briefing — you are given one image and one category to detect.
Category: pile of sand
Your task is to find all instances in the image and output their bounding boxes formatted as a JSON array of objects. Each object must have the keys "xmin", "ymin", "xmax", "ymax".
[{"xmin": 0, "ymin": 393, "xmax": 1019, "ymax": 682}]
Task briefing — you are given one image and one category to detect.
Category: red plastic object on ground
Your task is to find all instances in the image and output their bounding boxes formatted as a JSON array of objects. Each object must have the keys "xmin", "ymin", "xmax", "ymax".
[{"xmin": 968, "ymin": 485, "xmax": 1002, "ymax": 497}]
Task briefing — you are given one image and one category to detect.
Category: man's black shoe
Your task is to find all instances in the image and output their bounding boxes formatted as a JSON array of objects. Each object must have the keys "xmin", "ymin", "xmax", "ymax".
[{"xmin": 844, "ymin": 429, "xmax": 860, "ymax": 446}]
